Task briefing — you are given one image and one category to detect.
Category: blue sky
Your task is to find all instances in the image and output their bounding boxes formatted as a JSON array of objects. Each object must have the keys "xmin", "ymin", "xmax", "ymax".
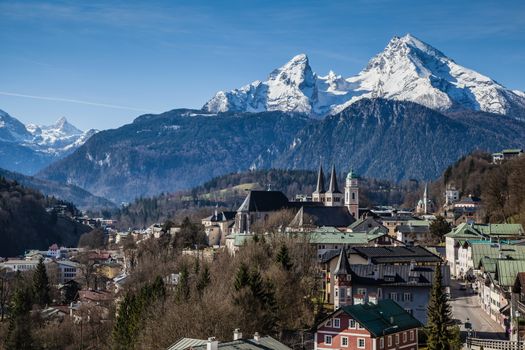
[{"xmin": 1, "ymin": 0, "xmax": 524, "ymax": 130}]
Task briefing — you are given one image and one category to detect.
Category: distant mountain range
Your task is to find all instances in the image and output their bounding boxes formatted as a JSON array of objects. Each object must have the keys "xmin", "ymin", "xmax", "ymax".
[
  {"xmin": 29, "ymin": 34, "xmax": 525, "ymax": 204},
  {"xmin": 37, "ymin": 99, "xmax": 525, "ymax": 203},
  {"xmin": 204, "ymin": 34, "xmax": 525, "ymax": 120},
  {"xmin": 0, "ymin": 109, "xmax": 97, "ymax": 174}
]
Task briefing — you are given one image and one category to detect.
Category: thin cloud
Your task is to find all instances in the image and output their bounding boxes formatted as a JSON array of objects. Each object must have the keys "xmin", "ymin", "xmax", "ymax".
[{"xmin": 0, "ymin": 91, "xmax": 153, "ymax": 112}]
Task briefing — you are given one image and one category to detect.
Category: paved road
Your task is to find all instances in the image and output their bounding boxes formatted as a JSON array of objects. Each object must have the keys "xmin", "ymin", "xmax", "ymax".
[{"xmin": 449, "ymin": 279, "xmax": 506, "ymax": 340}]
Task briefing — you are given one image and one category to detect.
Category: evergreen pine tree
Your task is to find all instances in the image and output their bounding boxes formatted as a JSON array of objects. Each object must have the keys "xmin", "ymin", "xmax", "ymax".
[
  {"xmin": 234, "ymin": 263, "xmax": 250, "ymax": 291},
  {"xmin": 426, "ymin": 264, "xmax": 457, "ymax": 350},
  {"xmin": 112, "ymin": 277, "xmax": 166, "ymax": 350},
  {"xmin": 276, "ymin": 244, "xmax": 293, "ymax": 270},
  {"xmin": 33, "ymin": 257, "xmax": 50, "ymax": 307},
  {"xmin": 175, "ymin": 265, "xmax": 190, "ymax": 303},
  {"xmin": 151, "ymin": 275, "xmax": 166, "ymax": 300},
  {"xmin": 194, "ymin": 258, "xmax": 200, "ymax": 275},
  {"xmin": 197, "ymin": 265, "xmax": 211, "ymax": 295},
  {"xmin": 5, "ymin": 288, "xmax": 34, "ymax": 350},
  {"xmin": 112, "ymin": 293, "xmax": 134, "ymax": 350}
]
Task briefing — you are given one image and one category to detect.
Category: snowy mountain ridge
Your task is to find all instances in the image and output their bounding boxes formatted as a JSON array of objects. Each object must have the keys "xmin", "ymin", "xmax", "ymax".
[
  {"xmin": 203, "ymin": 34, "xmax": 525, "ymax": 119},
  {"xmin": 0, "ymin": 109, "xmax": 97, "ymax": 174}
]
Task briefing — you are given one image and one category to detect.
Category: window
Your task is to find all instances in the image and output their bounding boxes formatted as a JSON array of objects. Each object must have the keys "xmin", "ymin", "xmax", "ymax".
[
  {"xmin": 388, "ymin": 336, "xmax": 392, "ymax": 347},
  {"xmin": 410, "ymin": 330, "xmax": 415, "ymax": 341},
  {"xmin": 349, "ymin": 319, "xmax": 356, "ymax": 329},
  {"xmin": 405, "ymin": 308, "xmax": 413, "ymax": 315},
  {"xmin": 404, "ymin": 292, "xmax": 412, "ymax": 302},
  {"xmin": 357, "ymin": 322, "xmax": 365, "ymax": 330},
  {"xmin": 379, "ymin": 338, "xmax": 384, "ymax": 349},
  {"xmin": 357, "ymin": 288, "xmax": 367, "ymax": 296},
  {"xmin": 325, "ymin": 335, "xmax": 332, "ymax": 345},
  {"xmin": 340, "ymin": 288, "xmax": 346, "ymax": 298},
  {"xmin": 341, "ymin": 337, "xmax": 349, "ymax": 347},
  {"xmin": 357, "ymin": 338, "xmax": 365, "ymax": 348},
  {"xmin": 325, "ymin": 319, "xmax": 332, "ymax": 327},
  {"xmin": 389, "ymin": 292, "xmax": 398, "ymax": 301},
  {"xmin": 334, "ymin": 318, "xmax": 340, "ymax": 328},
  {"xmin": 395, "ymin": 334, "xmax": 400, "ymax": 345},
  {"xmin": 403, "ymin": 332, "xmax": 407, "ymax": 342}
]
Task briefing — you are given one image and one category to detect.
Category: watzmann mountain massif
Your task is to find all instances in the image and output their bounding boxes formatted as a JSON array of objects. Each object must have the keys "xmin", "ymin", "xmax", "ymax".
[{"xmin": 2, "ymin": 34, "xmax": 525, "ymax": 204}]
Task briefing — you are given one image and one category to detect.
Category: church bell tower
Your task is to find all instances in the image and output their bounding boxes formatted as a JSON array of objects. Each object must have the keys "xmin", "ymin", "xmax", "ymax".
[{"xmin": 345, "ymin": 169, "xmax": 359, "ymax": 218}]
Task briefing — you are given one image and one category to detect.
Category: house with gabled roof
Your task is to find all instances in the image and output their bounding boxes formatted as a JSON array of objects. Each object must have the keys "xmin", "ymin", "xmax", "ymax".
[
  {"xmin": 322, "ymin": 248, "xmax": 449, "ymax": 323},
  {"xmin": 168, "ymin": 329, "xmax": 290, "ymax": 350},
  {"xmin": 477, "ymin": 257, "xmax": 525, "ymax": 334},
  {"xmin": 348, "ymin": 216, "xmax": 388, "ymax": 234},
  {"xmin": 445, "ymin": 223, "xmax": 525, "ymax": 278},
  {"xmin": 315, "ymin": 299, "xmax": 422, "ymax": 350},
  {"xmin": 308, "ymin": 226, "xmax": 398, "ymax": 259}
]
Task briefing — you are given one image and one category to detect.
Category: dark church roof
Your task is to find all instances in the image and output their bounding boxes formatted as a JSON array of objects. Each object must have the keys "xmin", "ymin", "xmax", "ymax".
[
  {"xmin": 290, "ymin": 206, "xmax": 355, "ymax": 227},
  {"xmin": 237, "ymin": 191, "xmax": 290, "ymax": 212},
  {"xmin": 204, "ymin": 211, "xmax": 237, "ymax": 222}
]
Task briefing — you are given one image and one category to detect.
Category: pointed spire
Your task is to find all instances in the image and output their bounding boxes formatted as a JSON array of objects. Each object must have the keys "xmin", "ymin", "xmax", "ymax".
[
  {"xmin": 315, "ymin": 164, "xmax": 325, "ymax": 194},
  {"xmin": 327, "ymin": 164, "xmax": 341, "ymax": 194},
  {"xmin": 334, "ymin": 247, "xmax": 351, "ymax": 276},
  {"xmin": 424, "ymin": 183, "xmax": 428, "ymax": 214}
]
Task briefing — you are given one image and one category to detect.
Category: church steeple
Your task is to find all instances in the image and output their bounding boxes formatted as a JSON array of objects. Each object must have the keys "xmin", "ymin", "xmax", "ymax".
[
  {"xmin": 323, "ymin": 164, "xmax": 344, "ymax": 207},
  {"xmin": 423, "ymin": 183, "xmax": 428, "ymax": 214},
  {"xmin": 314, "ymin": 164, "xmax": 326, "ymax": 194},
  {"xmin": 334, "ymin": 246, "xmax": 351, "ymax": 276},
  {"xmin": 327, "ymin": 164, "xmax": 341, "ymax": 194},
  {"xmin": 312, "ymin": 164, "xmax": 327, "ymax": 203},
  {"xmin": 345, "ymin": 168, "xmax": 359, "ymax": 218},
  {"xmin": 333, "ymin": 247, "xmax": 352, "ymax": 308}
]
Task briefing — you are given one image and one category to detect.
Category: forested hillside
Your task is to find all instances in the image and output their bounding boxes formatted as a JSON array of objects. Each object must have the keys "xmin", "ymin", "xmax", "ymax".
[
  {"xmin": 0, "ymin": 167, "xmax": 115, "ymax": 210},
  {"xmin": 0, "ymin": 177, "xmax": 90, "ymax": 256},
  {"xmin": 428, "ymin": 151, "xmax": 525, "ymax": 225}
]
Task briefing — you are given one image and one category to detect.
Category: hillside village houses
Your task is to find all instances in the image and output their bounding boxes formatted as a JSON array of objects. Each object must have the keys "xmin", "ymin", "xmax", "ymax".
[
  {"xmin": 492, "ymin": 148, "xmax": 523, "ymax": 164},
  {"xmin": 9, "ymin": 162, "xmax": 525, "ymax": 350},
  {"xmin": 443, "ymin": 222, "xmax": 525, "ymax": 336}
]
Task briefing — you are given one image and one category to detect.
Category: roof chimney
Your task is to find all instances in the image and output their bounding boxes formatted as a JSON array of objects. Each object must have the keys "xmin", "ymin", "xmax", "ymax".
[
  {"xmin": 207, "ymin": 337, "xmax": 218, "ymax": 350},
  {"xmin": 234, "ymin": 328, "xmax": 242, "ymax": 340},
  {"xmin": 253, "ymin": 332, "xmax": 261, "ymax": 342}
]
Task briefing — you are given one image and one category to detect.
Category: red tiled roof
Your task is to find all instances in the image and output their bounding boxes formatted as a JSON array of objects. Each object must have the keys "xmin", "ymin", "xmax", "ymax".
[{"xmin": 78, "ymin": 290, "xmax": 114, "ymax": 303}]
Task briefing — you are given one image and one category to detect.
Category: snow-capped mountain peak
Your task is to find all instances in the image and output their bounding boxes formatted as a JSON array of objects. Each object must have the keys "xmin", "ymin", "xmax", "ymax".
[
  {"xmin": 203, "ymin": 53, "xmax": 355, "ymax": 116},
  {"xmin": 203, "ymin": 53, "xmax": 319, "ymax": 114},
  {"xmin": 0, "ymin": 109, "xmax": 32, "ymax": 142},
  {"xmin": 42, "ymin": 117, "xmax": 83, "ymax": 137},
  {"xmin": 203, "ymin": 34, "xmax": 525, "ymax": 120},
  {"xmin": 0, "ymin": 109, "xmax": 97, "ymax": 169},
  {"xmin": 339, "ymin": 33, "xmax": 525, "ymax": 115}
]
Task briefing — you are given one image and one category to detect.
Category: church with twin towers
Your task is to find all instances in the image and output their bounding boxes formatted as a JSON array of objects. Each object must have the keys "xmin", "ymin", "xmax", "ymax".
[{"xmin": 312, "ymin": 164, "xmax": 359, "ymax": 218}]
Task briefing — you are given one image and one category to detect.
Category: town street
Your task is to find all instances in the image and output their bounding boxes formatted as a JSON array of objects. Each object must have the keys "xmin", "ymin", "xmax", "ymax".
[{"xmin": 449, "ymin": 279, "xmax": 506, "ymax": 340}]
